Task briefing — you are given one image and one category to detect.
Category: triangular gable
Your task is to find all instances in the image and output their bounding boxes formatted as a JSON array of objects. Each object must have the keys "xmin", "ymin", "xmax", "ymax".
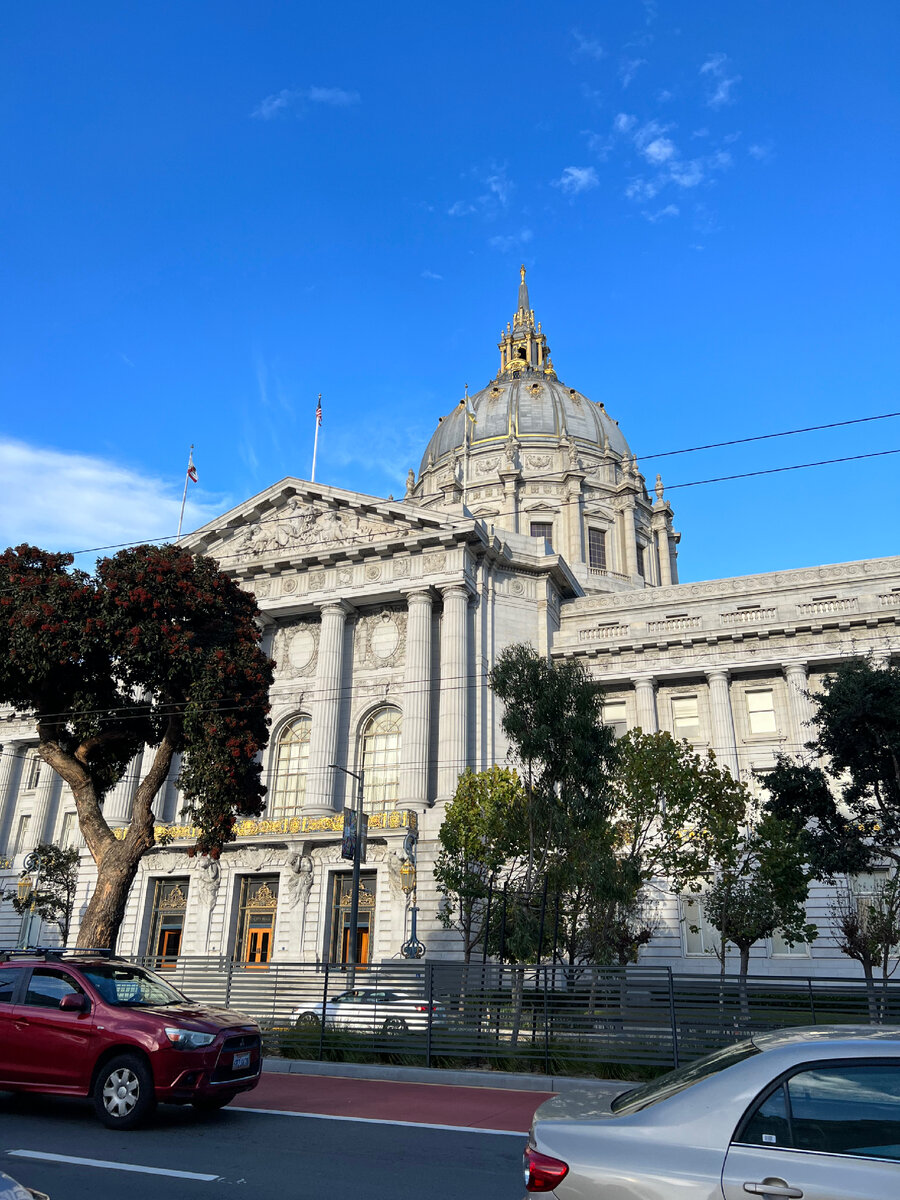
[{"xmin": 184, "ymin": 477, "xmax": 471, "ymax": 567}]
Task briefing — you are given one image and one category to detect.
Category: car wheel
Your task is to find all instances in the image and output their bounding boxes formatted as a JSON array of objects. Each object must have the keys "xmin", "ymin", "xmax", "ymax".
[
  {"xmin": 93, "ymin": 1054, "xmax": 156, "ymax": 1130},
  {"xmin": 382, "ymin": 1017, "xmax": 408, "ymax": 1035},
  {"xmin": 295, "ymin": 1012, "xmax": 321, "ymax": 1029},
  {"xmin": 191, "ymin": 1092, "xmax": 237, "ymax": 1113}
]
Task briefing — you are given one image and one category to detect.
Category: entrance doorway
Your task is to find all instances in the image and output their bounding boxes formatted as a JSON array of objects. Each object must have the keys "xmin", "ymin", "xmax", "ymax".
[
  {"xmin": 147, "ymin": 879, "xmax": 189, "ymax": 969},
  {"xmin": 329, "ymin": 872, "xmax": 376, "ymax": 965},
  {"xmin": 235, "ymin": 876, "xmax": 279, "ymax": 967}
]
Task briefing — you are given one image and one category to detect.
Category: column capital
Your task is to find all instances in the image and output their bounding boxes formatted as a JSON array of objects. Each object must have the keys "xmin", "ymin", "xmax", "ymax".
[
  {"xmin": 440, "ymin": 582, "xmax": 474, "ymax": 601},
  {"xmin": 403, "ymin": 587, "xmax": 435, "ymax": 606},
  {"xmin": 632, "ymin": 674, "xmax": 657, "ymax": 688},
  {"xmin": 318, "ymin": 599, "xmax": 354, "ymax": 618},
  {"xmin": 783, "ymin": 660, "xmax": 809, "ymax": 680}
]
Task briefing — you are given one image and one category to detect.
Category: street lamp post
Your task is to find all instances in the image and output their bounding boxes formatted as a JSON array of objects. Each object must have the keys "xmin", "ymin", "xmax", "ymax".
[
  {"xmin": 328, "ymin": 764, "xmax": 365, "ymax": 982},
  {"xmin": 17, "ymin": 850, "xmax": 42, "ymax": 949}
]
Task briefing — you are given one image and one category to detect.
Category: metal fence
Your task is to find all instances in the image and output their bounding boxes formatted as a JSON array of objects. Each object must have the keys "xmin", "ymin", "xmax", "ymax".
[{"xmin": 128, "ymin": 956, "xmax": 900, "ymax": 1076}]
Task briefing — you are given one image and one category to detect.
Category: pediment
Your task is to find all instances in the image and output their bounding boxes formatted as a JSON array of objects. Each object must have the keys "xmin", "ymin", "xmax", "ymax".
[{"xmin": 185, "ymin": 477, "xmax": 470, "ymax": 567}]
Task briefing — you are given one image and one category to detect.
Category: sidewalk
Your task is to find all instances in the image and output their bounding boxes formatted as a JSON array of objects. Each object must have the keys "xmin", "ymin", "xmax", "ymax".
[{"xmin": 236, "ymin": 1059, "xmax": 634, "ymax": 1135}]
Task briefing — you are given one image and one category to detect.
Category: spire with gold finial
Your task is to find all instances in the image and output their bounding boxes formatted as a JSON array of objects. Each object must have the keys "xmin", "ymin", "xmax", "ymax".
[{"xmin": 498, "ymin": 265, "xmax": 554, "ymax": 379}]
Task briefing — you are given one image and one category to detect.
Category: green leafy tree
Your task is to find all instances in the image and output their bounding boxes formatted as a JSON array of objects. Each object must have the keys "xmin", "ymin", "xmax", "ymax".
[
  {"xmin": 0, "ymin": 543, "xmax": 274, "ymax": 949},
  {"xmin": 830, "ymin": 876, "xmax": 900, "ymax": 1016},
  {"xmin": 435, "ymin": 767, "xmax": 526, "ymax": 963},
  {"xmin": 1, "ymin": 843, "xmax": 80, "ymax": 945}
]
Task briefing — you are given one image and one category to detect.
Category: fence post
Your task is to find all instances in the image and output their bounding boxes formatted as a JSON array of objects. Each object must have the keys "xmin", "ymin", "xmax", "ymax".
[
  {"xmin": 317, "ymin": 962, "xmax": 329, "ymax": 1061},
  {"xmin": 426, "ymin": 962, "xmax": 434, "ymax": 1070},
  {"xmin": 482, "ymin": 882, "xmax": 493, "ymax": 966},
  {"xmin": 225, "ymin": 958, "xmax": 233, "ymax": 1009},
  {"xmin": 667, "ymin": 967, "xmax": 680, "ymax": 1069},
  {"xmin": 807, "ymin": 978, "xmax": 817, "ymax": 1025},
  {"xmin": 542, "ymin": 966, "xmax": 550, "ymax": 1076}
]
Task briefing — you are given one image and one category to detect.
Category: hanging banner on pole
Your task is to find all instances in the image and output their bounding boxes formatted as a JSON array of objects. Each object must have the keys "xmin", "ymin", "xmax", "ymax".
[{"xmin": 341, "ymin": 809, "xmax": 369, "ymax": 864}]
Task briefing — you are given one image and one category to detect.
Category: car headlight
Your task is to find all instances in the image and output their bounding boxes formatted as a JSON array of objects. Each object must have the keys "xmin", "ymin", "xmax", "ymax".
[{"xmin": 165, "ymin": 1026, "xmax": 217, "ymax": 1049}]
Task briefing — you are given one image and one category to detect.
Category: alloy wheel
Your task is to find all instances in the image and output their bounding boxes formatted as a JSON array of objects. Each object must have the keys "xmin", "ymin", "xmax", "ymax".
[{"xmin": 102, "ymin": 1067, "xmax": 140, "ymax": 1118}]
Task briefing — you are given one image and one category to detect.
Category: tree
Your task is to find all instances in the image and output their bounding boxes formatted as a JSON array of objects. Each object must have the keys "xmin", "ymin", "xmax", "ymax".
[
  {"xmin": 830, "ymin": 876, "xmax": 900, "ymax": 1016},
  {"xmin": 0, "ymin": 543, "xmax": 274, "ymax": 949},
  {"xmin": 1, "ymin": 843, "xmax": 80, "ymax": 945},
  {"xmin": 434, "ymin": 767, "xmax": 526, "ymax": 962}
]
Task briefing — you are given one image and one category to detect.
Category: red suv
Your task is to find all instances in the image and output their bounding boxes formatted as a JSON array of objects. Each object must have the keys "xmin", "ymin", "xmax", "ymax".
[{"xmin": 0, "ymin": 950, "xmax": 261, "ymax": 1129}]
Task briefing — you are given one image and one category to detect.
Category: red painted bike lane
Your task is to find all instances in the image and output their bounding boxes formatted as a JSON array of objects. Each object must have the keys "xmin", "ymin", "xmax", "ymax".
[{"xmin": 236, "ymin": 1072, "xmax": 553, "ymax": 1134}]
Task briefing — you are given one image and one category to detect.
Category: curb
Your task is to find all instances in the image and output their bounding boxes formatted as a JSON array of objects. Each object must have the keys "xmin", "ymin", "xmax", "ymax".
[{"xmin": 262, "ymin": 1056, "xmax": 634, "ymax": 1093}]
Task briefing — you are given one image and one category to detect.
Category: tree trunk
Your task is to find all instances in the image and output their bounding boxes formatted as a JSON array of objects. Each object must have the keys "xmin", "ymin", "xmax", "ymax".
[
  {"xmin": 737, "ymin": 945, "xmax": 751, "ymax": 1024},
  {"xmin": 76, "ymin": 839, "xmax": 148, "ymax": 949}
]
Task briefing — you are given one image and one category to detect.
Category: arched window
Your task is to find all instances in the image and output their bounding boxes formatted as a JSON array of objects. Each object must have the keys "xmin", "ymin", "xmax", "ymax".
[
  {"xmin": 269, "ymin": 716, "xmax": 312, "ymax": 817},
  {"xmin": 360, "ymin": 707, "xmax": 402, "ymax": 813}
]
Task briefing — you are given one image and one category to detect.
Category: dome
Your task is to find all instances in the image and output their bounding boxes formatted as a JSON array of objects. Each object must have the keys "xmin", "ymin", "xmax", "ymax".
[{"xmin": 417, "ymin": 266, "xmax": 631, "ymax": 477}]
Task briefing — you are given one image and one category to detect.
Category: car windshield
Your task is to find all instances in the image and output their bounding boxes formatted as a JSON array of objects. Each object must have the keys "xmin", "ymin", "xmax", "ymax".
[
  {"xmin": 611, "ymin": 1040, "xmax": 761, "ymax": 1114},
  {"xmin": 81, "ymin": 962, "xmax": 187, "ymax": 1007}
]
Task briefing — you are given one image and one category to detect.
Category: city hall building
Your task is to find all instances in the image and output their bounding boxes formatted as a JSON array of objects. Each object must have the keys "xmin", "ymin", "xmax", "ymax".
[{"xmin": 2, "ymin": 270, "xmax": 899, "ymax": 975}]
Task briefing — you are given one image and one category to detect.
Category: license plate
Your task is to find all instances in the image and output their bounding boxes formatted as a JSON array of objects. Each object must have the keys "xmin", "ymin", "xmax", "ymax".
[{"xmin": 233, "ymin": 1051, "xmax": 251, "ymax": 1069}]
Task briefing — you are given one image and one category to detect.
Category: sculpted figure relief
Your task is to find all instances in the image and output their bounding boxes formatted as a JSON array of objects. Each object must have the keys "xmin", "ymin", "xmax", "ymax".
[
  {"xmin": 230, "ymin": 500, "xmax": 402, "ymax": 560},
  {"xmin": 285, "ymin": 850, "xmax": 314, "ymax": 912}
]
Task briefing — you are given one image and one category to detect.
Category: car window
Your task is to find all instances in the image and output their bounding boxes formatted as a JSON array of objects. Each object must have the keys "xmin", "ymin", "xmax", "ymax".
[
  {"xmin": 788, "ymin": 1064, "xmax": 900, "ymax": 1161},
  {"xmin": 0, "ymin": 967, "xmax": 26, "ymax": 1004},
  {"xmin": 738, "ymin": 1083, "xmax": 791, "ymax": 1149},
  {"xmin": 23, "ymin": 969, "xmax": 84, "ymax": 1009},
  {"xmin": 366, "ymin": 991, "xmax": 391, "ymax": 1003},
  {"xmin": 331, "ymin": 991, "xmax": 362, "ymax": 1004},
  {"xmin": 80, "ymin": 962, "xmax": 184, "ymax": 1006},
  {"xmin": 612, "ymin": 1040, "xmax": 761, "ymax": 1114}
]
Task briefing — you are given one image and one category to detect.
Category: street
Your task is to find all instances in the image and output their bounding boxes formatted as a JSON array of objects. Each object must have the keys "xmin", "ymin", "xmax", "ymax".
[{"xmin": 0, "ymin": 1089, "xmax": 527, "ymax": 1200}]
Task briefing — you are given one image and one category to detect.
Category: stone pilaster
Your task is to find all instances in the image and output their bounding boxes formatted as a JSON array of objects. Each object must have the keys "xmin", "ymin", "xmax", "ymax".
[
  {"xmin": 620, "ymin": 496, "xmax": 639, "ymax": 580},
  {"xmin": 706, "ymin": 669, "xmax": 739, "ymax": 776},
  {"xmin": 500, "ymin": 471, "xmax": 519, "ymax": 533},
  {"xmin": 305, "ymin": 601, "xmax": 351, "ymax": 813},
  {"xmin": 633, "ymin": 675, "xmax": 659, "ymax": 733},
  {"xmin": 0, "ymin": 743, "xmax": 22, "ymax": 855},
  {"xmin": 438, "ymin": 585, "xmax": 470, "ymax": 800},
  {"xmin": 783, "ymin": 662, "xmax": 813, "ymax": 748},
  {"xmin": 30, "ymin": 765, "xmax": 60, "ymax": 847},
  {"xmin": 401, "ymin": 589, "xmax": 433, "ymax": 809}
]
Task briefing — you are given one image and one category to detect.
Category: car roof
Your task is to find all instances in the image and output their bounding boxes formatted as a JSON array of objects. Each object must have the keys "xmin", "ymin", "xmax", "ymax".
[{"xmin": 753, "ymin": 1024, "xmax": 900, "ymax": 1050}]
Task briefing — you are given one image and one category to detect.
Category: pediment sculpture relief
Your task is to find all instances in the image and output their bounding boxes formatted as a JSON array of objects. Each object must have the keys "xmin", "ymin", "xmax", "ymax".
[{"xmin": 224, "ymin": 498, "xmax": 406, "ymax": 561}]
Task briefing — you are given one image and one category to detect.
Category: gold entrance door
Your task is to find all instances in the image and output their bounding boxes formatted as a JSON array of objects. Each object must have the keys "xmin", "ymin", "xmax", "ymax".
[
  {"xmin": 235, "ymin": 876, "xmax": 279, "ymax": 968},
  {"xmin": 340, "ymin": 925, "xmax": 370, "ymax": 965},
  {"xmin": 147, "ymin": 879, "xmax": 189, "ymax": 970},
  {"xmin": 157, "ymin": 928, "xmax": 182, "ymax": 967},
  {"xmin": 245, "ymin": 925, "xmax": 273, "ymax": 967},
  {"xmin": 330, "ymin": 872, "xmax": 376, "ymax": 965}
]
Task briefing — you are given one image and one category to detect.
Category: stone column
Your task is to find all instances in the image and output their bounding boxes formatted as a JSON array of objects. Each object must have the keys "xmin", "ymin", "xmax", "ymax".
[
  {"xmin": 438, "ymin": 585, "xmax": 470, "ymax": 800},
  {"xmin": 305, "ymin": 601, "xmax": 351, "ymax": 813},
  {"xmin": 500, "ymin": 472, "xmax": 519, "ymax": 533},
  {"xmin": 706, "ymin": 669, "xmax": 739, "ymax": 776},
  {"xmin": 401, "ymin": 590, "xmax": 433, "ymax": 809},
  {"xmin": 783, "ymin": 662, "xmax": 813, "ymax": 748},
  {"xmin": 656, "ymin": 527, "xmax": 673, "ymax": 586},
  {"xmin": 30, "ymin": 766, "xmax": 60, "ymax": 846},
  {"xmin": 563, "ymin": 473, "xmax": 586, "ymax": 566},
  {"xmin": 0, "ymin": 743, "xmax": 22, "ymax": 856},
  {"xmin": 620, "ymin": 497, "xmax": 639, "ymax": 579},
  {"xmin": 633, "ymin": 675, "xmax": 659, "ymax": 733}
]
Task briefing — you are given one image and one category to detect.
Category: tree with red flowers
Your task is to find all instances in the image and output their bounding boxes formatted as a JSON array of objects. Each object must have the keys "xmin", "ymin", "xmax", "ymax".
[{"xmin": 0, "ymin": 543, "xmax": 274, "ymax": 949}]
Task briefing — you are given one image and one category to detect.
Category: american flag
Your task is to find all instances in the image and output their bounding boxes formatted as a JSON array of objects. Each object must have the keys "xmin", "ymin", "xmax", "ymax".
[{"xmin": 316, "ymin": 394, "xmax": 323, "ymax": 426}]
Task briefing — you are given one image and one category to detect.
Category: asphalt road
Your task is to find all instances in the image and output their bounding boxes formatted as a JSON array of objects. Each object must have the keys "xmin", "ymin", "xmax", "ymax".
[{"xmin": 0, "ymin": 1091, "xmax": 526, "ymax": 1200}]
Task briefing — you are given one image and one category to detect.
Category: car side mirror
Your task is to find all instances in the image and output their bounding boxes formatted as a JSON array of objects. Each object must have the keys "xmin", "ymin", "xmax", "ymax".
[{"xmin": 59, "ymin": 992, "xmax": 87, "ymax": 1012}]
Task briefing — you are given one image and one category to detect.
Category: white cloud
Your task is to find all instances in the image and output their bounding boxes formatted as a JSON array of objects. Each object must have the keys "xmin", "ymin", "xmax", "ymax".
[
  {"xmin": 700, "ymin": 53, "xmax": 741, "ymax": 108},
  {"xmin": 421, "ymin": 269, "xmax": 443, "ymax": 280},
  {"xmin": 571, "ymin": 29, "xmax": 605, "ymax": 60},
  {"xmin": 642, "ymin": 136, "xmax": 676, "ymax": 164},
  {"xmin": 447, "ymin": 200, "xmax": 476, "ymax": 217},
  {"xmin": 484, "ymin": 169, "xmax": 513, "ymax": 207},
  {"xmin": 306, "ymin": 86, "xmax": 359, "ymax": 106},
  {"xmin": 625, "ymin": 177, "xmax": 660, "ymax": 201},
  {"xmin": 642, "ymin": 204, "xmax": 680, "ymax": 222},
  {"xmin": 657, "ymin": 89, "xmax": 674, "ymax": 103},
  {"xmin": 488, "ymin": 228, "xmax": 533, "ymax": 252},
  {"xmin": 613, "ymin": 112, "xmax": 637, "ymax": 134},
  {"xmin": 668, "ymin": 159, "xmax": 705, "ymax": 188},
  {"xmin": 0, "ymin": 439, "xmax": 229, "ymax": 556},
  {"xmin": 748, "ymin": 142, "xmax": 773, "ymax": 160},
  {"xmin": 620, "ymin": 57, "xmax": 647, "ymax": 88},
  {"xmin": 252, "ymin": 85, "xmax": 359, "ymax": 119},
  {"xmin": 552, "ymin": 166, "xmax": 600, "ymax": 196}
]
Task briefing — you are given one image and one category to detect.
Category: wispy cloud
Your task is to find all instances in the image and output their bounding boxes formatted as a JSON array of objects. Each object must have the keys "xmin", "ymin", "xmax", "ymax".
[
  {"xmin": 421, "ymin": 269, "xmax": 443, "ymax": 280},
  {"xmin": 252, "ymin": 85, "xmax": 360, "ymax": 119},
  {"xmin": 571, "ymin": 29, "xmax": 605, "ymax": 60},
  {"xmin": 488, "ymin": 228, "xmax": 533, "ymax": 252},
  {"xmin": 0, "ymin": 439, "xmax": 229, "ymax": 556},
  {"xmin": 700, "ymin": 53, "xmax": 741, "ymax": 108},
  {"xmin": 748, "ymin": 142, "xmax": 773, "ymax": 161},
  {"xmin": 642, "ymin": 204, "xmax": 679, "ymax": 223},
  {"xmin": 552, "ymin": 166, "xmax": 600, "ymax": 196},
  {"xmin": 620, "ymin": 57, "xmax": 647, "ymax": 88},
  {"xmin": 447, "ymin": 164, "xmax": 514, "ymax": 219},
  {"xmin": 613, "ymin": 112, "xmax": 638, "ymax": 135}
]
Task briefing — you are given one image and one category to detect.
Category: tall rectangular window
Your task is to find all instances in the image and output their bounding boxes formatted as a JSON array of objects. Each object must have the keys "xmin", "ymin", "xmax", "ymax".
[
  {"xmin": 636, "ymin": 545, "xmax": 645, "ymax": 578},
  {"xmin": 59, "ymin": 811, "xmax": 80, "ymax": 849},
  {"xmin": 530, "ymin": 521, "xmax": 553, "ymax": 547},
  {"xmin": 22, "ymin": 750, "xmax": 41, "ymax": 792},
  {"xmin": 671, "ymin": 695, "xmax": 700, "ymax": 742},
  {"xmin": 681, "ymin": 896, "xmax": 722, "ymax": 956},
  {"xmin": 588, "ymin": 528, "xmax": 607, "ymax": 570},
  {"xmin": 746, "ymin": 689, "xmax": 777, "ymax": 735},
  {"xmin": 603, "ymin": 700, "xmax": 628, "ymax": 739},
  {"xmin": 13, "ymin": 815, "xmax": 31, "ymax": 856},
  {"xmin": 235, "ymin": 876, "xmax": 279, "ymax": 966}
]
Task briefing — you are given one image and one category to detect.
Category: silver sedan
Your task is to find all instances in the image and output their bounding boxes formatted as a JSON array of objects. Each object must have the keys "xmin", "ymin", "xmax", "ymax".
[{"xmin": 524, "ymin": 1026, "xmax": 900, "ymax": 1199}]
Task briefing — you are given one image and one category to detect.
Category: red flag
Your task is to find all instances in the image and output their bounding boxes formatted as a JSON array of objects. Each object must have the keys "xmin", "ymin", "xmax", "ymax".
[{"xmin": 187, "ymin": 452, "xmax": 198, "ymax": 483}]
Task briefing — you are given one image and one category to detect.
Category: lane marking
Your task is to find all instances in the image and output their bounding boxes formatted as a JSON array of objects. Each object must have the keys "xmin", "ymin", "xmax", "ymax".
[
  {"xmin": 231, "ymin": 1106, "xmax": 526, "ymax": 1136},
  {"xmin": 8, "ymin": 1150, "xmax": 219, "ymax": 1181}
]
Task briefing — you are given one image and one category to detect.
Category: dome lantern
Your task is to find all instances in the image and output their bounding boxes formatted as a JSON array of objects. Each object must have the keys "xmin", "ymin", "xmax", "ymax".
[{"xmin": 498, "ymin": 265, "xmax": 555, "ymax": 380}]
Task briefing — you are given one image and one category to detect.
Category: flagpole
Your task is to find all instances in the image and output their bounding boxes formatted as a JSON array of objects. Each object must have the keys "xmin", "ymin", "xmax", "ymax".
[
  {"xmin": 311, "ymin": 394, "xmax": 322, "ymax": 482},
  {"xmin": 177, "ymin": 444, "xmax": 194, "ymax": 540}
]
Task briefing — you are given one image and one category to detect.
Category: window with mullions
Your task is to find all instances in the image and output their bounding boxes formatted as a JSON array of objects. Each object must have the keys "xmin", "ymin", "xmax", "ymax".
[
  {"xmin": 235, "ymin": 876, "xmax": 279, "ymax": 966},
  {"xmin": 530, "ymin": 521, "xmax": 553, "ymax": 547},
  {"xmin": 588, "ymin": 528, "xmax": 607, "ymax": 570},
  {"xmin": 269, "ymin": 716, "xmax": 312, "ymax": 817},
  {"xmin": 681, "ymin": 895, "xmax": 722, "ymax": 956},
  {"xmin": 746, "ymin": 688, "xmax": 777, "ymax": 735},
  {"xmin": 12, "ymin": 814, "xmax": 31, "ymax": 857},
  {"xmin": 146, "ymin": 877, "xmax": 190, "ymax": 968},
  {"xmin": 361, "ymin": 707, "xmax": 402, "ymax": 813},
  {"xmin": 671, "ymin": 695, "xmax": 701, "ymax": 742},
  {"xmin": 22, "ymin": 749, "xmax": 42, "ymax": 792}
]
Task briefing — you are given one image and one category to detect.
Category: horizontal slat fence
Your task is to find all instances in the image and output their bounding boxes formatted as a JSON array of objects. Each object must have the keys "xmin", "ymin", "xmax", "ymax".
[{"xmin": 127, "ymin": 956, "xmax": 900, "ymax": 1076}]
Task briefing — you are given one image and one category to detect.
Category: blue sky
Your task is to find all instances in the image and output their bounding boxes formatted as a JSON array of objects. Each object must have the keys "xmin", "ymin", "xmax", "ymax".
[{"xmin": 1, "ymin": 1, "xmax": 898, "ymax": 582}]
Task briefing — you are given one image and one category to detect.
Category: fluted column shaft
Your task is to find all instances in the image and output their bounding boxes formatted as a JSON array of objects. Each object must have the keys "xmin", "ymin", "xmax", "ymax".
[
  {"xmin": 0, "ymin": 744, "xmax": 22, "ymax": 858},
  {"xmin": 438, "ymin": 585, "xmax": 470, "ymax": 799},
  {"xmin": 620, "ymin": 499, "xmax": 638, "ymax": 579},
  {"xmin": 30, "ymin": 765, "xmax": 60, "ymax": 847},
  {"xmin": 783, "ymin": 662, "xmax": 813, "ymax": 750},
  {"xmin": 706, "ymin": 669, "xmax": 739, "ymax": 776},
  {"xmin": 401, "ymin": 590, "xmax": 432, "ymax": 809},
  {"xmin": 634, "ymin": 675, "xmax": 659, "ymax": 733},
  {"xmin": 306, "ymin": 601, "xmax": 350, "ymax": 813},
  {"xmin": 656, "ymin": 528, "xmax": 673, "ymax": 586}
]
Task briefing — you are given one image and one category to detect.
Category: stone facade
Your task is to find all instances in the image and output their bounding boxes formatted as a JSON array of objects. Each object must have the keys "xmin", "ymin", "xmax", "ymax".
[{"xmin": 1, "ymin": 270, "xmax": 898, "ymax": 975}]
